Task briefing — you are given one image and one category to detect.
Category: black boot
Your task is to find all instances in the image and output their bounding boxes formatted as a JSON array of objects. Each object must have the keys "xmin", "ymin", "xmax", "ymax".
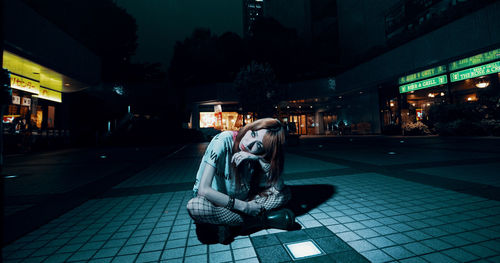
[
  {"xmin": 243, "ymin": 208, "xmax": 296, "ymax": 232},
  {"xmin": 262, "ymin": 208, "xmax": 295, "ymax": 230},
  {"xmin": 195, "ymin": 223, "xmax": 235, "ymax": 244}
]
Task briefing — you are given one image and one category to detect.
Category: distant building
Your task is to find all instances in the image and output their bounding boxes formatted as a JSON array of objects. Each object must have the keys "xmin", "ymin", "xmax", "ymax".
[
  {"xmin": 263, "ymin": 0, "xmax": 337, "ymax": 40},
  {"xmin": 243, "ymin": 0, "xmax": 265, "ymax": 36}
]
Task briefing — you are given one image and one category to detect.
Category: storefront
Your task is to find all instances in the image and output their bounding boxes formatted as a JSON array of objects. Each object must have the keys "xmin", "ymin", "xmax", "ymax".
[
  {"xmin": 196, "ymin": 103, "xmax": 254, "ymax": 132},
  {"xmin": 1, "ymin": 50, "xmax": 82, "ymax": 151},
  {"xmin": 385, "ymin": 47, "xmax": 500, "ymax": 130},
  {"xmin": 3, "ymin": 51, "xmax": 64, "ymax": 133},
  {"xmin": 278, "ymin": 97, "xmax": 337, "ymax": 135}
]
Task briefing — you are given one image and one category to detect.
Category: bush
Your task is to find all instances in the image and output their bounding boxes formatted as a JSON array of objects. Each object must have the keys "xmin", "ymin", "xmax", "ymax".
[
  {"xmin": 481, "ymin": 119, "xmax": 500, "ymax": 136},
  {"xmin": 428, "ymin": 102, "xmax": 499, "ymax": 136},
  {"xmin": 435, "ymin": 119, "xmax": 487, "ymax": 136},
  {"xmin": 402, "ymin": 121, "xmax": 431, "ymax": 136},
  {"xmin": 427, "ymin": 103, "xmax": 481, "ymax": 124}
]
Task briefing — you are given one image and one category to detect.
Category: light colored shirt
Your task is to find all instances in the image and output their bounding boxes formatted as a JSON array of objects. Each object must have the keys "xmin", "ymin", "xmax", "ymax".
[
  {"xmin": 192, "ymin": 130, "xmax": 284, "ymax": 200},
  {"xmin": 193, "ymin": 131, "xmax": 249, "ymax": 200}
]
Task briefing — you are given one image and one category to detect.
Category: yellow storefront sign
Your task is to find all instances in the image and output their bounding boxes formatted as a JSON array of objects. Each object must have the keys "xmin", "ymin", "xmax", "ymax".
[
  {"xmin": 10, "ymin": 74, "xmax": 40, "ymax": 94},
  {"xmin": 35, "ymin": 87, "xmax": 62, "ymax": 103}
]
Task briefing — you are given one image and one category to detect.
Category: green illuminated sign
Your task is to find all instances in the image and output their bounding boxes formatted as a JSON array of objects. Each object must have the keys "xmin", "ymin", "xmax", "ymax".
[
  {"xmin": 399, "ymin": 75, "xmax": 448, "ymax": 93},
  {"xmin": 399, "ymin": 65, "xmax": 447, "ymax": 85},
  {"xmin": 449, "ymin": 48, "xmax": 500, "ymax": 71},
  {"xmin": 450, "ymin": 61, "xmax": 500, "ymax": 82}
]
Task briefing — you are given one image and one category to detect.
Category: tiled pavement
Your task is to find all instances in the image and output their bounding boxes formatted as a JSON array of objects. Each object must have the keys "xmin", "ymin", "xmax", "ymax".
[{"xmin": 3, "ymin": 137, "xmax": 500, "ymax": 262}]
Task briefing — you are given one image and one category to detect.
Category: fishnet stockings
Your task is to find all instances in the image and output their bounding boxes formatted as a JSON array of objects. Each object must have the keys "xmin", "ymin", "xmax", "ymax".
[{"xmin": 186, "ymin": 186, "xmax": 291, "ymax": 226}]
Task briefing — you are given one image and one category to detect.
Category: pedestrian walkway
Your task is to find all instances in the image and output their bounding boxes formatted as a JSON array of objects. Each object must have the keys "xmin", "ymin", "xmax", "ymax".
[{"xmin": 2, "ymin": 137, "xmax": 500, "ymax": 262}]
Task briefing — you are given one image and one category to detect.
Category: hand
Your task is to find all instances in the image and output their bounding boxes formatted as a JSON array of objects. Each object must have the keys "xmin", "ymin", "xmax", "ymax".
[
  {"xmin": 231, "ymin": 151, "xmax": 260, "ymax": 166},
  {"xmin": 244, "ymin": 200, "xmax": 264, "ymax": 216}
]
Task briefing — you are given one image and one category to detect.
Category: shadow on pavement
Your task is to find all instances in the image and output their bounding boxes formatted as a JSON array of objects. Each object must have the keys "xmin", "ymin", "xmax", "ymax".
[
  {"xmin": 285, "ymin": 184, "xmax": 336, "ymax": 217},
  {"xmin": 195, "ymin": 184, "xmax": 336, "ymax": 244}
]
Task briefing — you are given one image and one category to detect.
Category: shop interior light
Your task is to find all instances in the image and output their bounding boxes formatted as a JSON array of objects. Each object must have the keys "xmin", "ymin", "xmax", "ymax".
[
  {"xmin": 310, "ymin": 106, "xmax": 313, "ymax": 108},
  {"xmin": 467, "ymin": 97, "xmax": 473, "ymax": 101},
  {"xmin": 284, "ymin": 240, "xmax": 323, "ymax": 260},
  {"xmin": 476, "ymin": 79, "xmax": 490, "ymax": 88},
  {"xmin": 390, "ymin": 102, "xmax": 394, "ymax": 107},
  {"xmin": 440, "ymin": 92, "xmax": 445, "ymax": 96},
  {"xmin": 428, "ymin": 93, "xmax": 435, "ymax": 98}
]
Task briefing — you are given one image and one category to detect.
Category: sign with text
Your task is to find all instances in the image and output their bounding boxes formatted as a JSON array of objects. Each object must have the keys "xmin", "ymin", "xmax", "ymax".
[
  {"xmin": 416, "ymin": 109, "xmax": 423, "ymax": 121},
  {"xmin": 399, "ymin": 75, "xmax": 448, "ymax": 93},
  {"xmin": 450, "ymin": 61, "xmax": 500, "ymax": 82},
  {"xmin": 10, "ymin": 75, "xmax": 40, "ymax": 94},
  {"xmin": 12, "ymin": 95, "xmax": 20, "ymax": 105},
  {"xmin": 35, "ymin": 87, "xmax": 62, "ymax": 103},
  {"xmin": 399, "ymin": 65, "xmax": 447, "ymax": 85},
  {"xmin": 449, "ymin": 48, "xmax": 500, "ymax": 72},
  {"xmin": 22, "ymin": 97, "xmax": 31, "ymax": 107}
]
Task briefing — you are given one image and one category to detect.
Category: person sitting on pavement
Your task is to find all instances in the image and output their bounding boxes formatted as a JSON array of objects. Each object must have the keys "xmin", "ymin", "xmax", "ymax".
[{"xmin": 186, "ymin": 118, "xmax": 295, "ymax": 243}]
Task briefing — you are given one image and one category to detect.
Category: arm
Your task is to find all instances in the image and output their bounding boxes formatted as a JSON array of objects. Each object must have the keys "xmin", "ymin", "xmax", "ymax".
[
  {"xmin": 233, "ymin": 151, "xmax": 270, "ymax": 173},
  {"xmin": 197, "ymin": 164, "xmax": 261, "ymax": 215}
]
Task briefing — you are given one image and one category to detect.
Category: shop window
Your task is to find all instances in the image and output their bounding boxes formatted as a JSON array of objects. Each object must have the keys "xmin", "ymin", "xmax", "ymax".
[
  {"xmin": 322, "ymin": 114, "xmax": 338, "ymax": 135},
  {"xmin": 199, "ymin": 112, "xmax": 244, "ymax": 130},
  {"xmin": 404, "ymin": 84, "xmax": 447, "ymax": 122},
  {"xmin": 34, "ymin": 106, "xmax": 43, "ymax": 129},
  {"xmin": 288, "ymin": 115, "xmax": 307, "ymax": 135},
  {"xmin": 307, "ymin": 115, "xmax": 315, "ymax": 135},
  {"xmin": 48, "ymin": 105, "xmax": 55, "ymax": 129},
  {"xmin": 379, "ymin": 84, "xmax": 401, "ymax": 134}
]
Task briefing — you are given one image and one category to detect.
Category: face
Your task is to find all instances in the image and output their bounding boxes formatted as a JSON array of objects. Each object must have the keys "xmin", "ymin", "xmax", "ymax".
[{"xmin": 239, "ymin": 129, "xmax": 267, "ymax": 155}]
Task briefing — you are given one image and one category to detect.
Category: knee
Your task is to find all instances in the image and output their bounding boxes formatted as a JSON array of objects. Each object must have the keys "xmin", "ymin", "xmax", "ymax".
[
  {"xmin": 186, "ymin": 197, "xmax": 199, "ymax": 215},
  {"xmin": 186, "ymin": 196, "xmax": 207, "ymax": 217}
]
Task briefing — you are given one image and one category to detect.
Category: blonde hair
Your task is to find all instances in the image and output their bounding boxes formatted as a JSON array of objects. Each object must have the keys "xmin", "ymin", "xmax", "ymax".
[{"xmin": 233, "ymin": 118, "xmax": 286, "ymax": 186}]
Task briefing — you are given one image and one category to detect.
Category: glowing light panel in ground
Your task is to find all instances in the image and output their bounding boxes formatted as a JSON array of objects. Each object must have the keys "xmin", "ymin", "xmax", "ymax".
[{"xmin": 284, "ymin": 240, "xmax": 323, "ymax": 260}]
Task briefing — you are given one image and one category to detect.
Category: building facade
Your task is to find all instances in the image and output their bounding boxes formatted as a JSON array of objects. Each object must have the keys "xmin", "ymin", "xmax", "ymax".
[
  {"xmin": 243, "ymin": 0, "xmax": 265, "ymax": 36},
  {"xmin": 334, "ymin": 0, "xmax": 500, "ymax": 134},
  {"xmin": 2, "ymin": 0, "xmax": 101, "ymax": 151}
]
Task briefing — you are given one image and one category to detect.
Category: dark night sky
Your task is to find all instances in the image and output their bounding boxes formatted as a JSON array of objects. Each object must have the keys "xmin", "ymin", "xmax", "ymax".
[{"xmin": 115, "ymin": 0, "xmax": 243, "ymax": 69}]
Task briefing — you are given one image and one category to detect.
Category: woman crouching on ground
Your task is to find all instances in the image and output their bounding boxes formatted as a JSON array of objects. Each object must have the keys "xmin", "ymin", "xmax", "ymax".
[{"xmin": 186, "ymin": 118, "xmax": 295, "ymax": 243}]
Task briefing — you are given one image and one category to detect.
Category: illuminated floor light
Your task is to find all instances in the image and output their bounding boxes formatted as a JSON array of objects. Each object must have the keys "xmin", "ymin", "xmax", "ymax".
[
  {"xmin": 388, "ymin": 151, "xmax": 397, "ymax": 155},
  {"xmin": 284, "ymin": 240, "xmax": 324, "ymax": 260},
  {"xmin": 4, "ymin": 175, "xmax": 18, "ymax": 179},
  {"xmin": 100, "ymin": 155, "xmax": 107, "ymax": 159}
]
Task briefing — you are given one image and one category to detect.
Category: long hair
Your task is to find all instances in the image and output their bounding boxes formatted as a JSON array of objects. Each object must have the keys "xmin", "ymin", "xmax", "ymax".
[{"xmin": 232, "ymin": 118, "xmax": 286, "ymax": 187}]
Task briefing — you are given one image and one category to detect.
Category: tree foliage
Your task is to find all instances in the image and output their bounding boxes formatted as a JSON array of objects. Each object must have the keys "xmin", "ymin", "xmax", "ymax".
[
  {"xmin": 169, "ymin": 29, "xmax": 247, "ymax": 87},
  {"xmin": 234, "ymin": 61, "xmax": 279, "ymax": 118}
]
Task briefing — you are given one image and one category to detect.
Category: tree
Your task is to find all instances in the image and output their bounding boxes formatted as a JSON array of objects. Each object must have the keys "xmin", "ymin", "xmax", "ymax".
[
  {"xmin": 169, "ymin": 29, "xmax": 247, "ymax": 87},
  {"xmin": 234, "ymin": 61, "xmax": 280, "ymax": 118}
]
